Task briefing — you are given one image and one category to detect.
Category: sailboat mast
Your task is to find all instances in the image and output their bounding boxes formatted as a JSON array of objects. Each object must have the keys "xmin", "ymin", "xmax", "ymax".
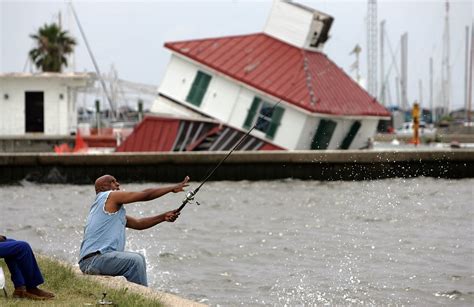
[
  {"xmin": 68, "ymin": 1, "xmax": 116, "ymax": 120},
  {"xmin": 468, "ymin": 22, "xmax": 473, "ymax": 124},
  {"xmin": 441, "ymin": 0, "xmax": 451, "ymax": 116},
  {"xmin": 430, "ymin": 57, "xmax": 434, "ymax": 123}
]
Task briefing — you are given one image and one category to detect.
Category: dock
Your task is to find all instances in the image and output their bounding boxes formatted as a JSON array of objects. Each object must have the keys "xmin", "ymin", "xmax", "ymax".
[{"xmin": 0, "ymin": 149, "xmax": 473, "ymax": 184}]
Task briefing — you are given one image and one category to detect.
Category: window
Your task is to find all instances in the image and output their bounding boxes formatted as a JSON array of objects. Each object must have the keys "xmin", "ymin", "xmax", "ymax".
[
  {"xmin": 311, "ymin": 119, "xmax": 337, "ymax": 150},
  {"xmin": 243, "ymin": 97, "xmax": 284, "ymax": 139},
  {"xmin": 186, "ymin": 71, "xmax": 212, "ymax": 107},
  {"xmin": 255, "ymin": 101, "xmax": 274, "ymax": 132}
]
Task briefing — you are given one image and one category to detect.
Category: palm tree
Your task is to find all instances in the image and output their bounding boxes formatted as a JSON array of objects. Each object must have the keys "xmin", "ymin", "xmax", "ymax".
[{"xmin": 29, "ymin": 23, "xmax": 76, "ymax": 72}]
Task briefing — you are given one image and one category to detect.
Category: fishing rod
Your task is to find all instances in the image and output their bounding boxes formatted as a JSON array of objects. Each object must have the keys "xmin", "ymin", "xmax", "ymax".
[
  {"xmin": 175, "ymin": 49, "xmax": 318, "ymax": 213},
  {"xmin": 175, "ymin": 99, "xmax": 283, "ymax": 213}
]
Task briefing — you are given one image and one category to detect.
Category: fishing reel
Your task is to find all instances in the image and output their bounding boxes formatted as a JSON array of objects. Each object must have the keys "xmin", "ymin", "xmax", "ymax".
[
  {"xmin": 177, "ymin": 189, "xmax": 201, "ymax": 212},
  {"xmin": 184, "ymin": 190, "xmax": 201, "ymax": 206}
]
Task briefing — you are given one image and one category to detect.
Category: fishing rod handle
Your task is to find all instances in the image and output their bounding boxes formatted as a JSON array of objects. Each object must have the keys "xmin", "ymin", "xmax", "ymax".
[{"xmin": 176, "ymin": 199, "xmax": 188, "ymax": 213}]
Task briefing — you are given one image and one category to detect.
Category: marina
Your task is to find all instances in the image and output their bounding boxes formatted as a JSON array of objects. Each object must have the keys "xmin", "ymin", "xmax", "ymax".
[{"xmin": 1, "ymin": 0, "xmax": 473, "ymax": 305}]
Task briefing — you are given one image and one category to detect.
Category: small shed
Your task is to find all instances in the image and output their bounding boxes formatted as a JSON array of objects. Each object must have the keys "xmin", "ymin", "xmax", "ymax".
[{"xmin": 0, "ymin": 72, "xmax": 93, "ymax": 135}]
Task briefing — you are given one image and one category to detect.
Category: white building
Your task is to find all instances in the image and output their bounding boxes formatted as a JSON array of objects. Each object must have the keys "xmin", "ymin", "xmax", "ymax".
[
  {"xmin": 0, "ymin": 72, "xmax": 93, "ymax": 135},
  {"xmin": 151, "ymin": 0, "xmax": 390, "ymax": 150}
]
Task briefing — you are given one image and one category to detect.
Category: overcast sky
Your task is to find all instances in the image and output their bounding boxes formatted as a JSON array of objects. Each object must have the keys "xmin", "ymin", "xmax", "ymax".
[{"xmin": 1, "ymin": 0, "xmax": 472, "ymax": 110}]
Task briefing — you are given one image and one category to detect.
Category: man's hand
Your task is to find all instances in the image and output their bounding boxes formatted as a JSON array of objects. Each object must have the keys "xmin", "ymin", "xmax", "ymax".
[
  {"xmin": 0, "ymin": 235, "xmax": 6, "ymax": 242},
  {"xmin": 164, "ymin": 210, "xmax": 180, "ymax": 222},
  {"xmin": 172, "ymin": 176, "xmax": 190, "ymax": 193},
  {"xmin": 126, "ymin": 209, "xmax": 181, "ymax": 229}
]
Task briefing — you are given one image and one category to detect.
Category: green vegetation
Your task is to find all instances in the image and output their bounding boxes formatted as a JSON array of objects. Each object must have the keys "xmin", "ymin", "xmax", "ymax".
[
  {"xmin": 0, "ymin": 256, "xmax": 162, "ymax": 306},
  {"xmin": 29, "ymin": 23, "xmax": 76, "ymax": 72}
]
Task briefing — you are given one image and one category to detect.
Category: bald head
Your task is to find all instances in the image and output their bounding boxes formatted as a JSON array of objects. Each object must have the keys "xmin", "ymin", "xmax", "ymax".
[{"xmin": 95, "ymin": 175, "xmax": 119, "ymax": 193}]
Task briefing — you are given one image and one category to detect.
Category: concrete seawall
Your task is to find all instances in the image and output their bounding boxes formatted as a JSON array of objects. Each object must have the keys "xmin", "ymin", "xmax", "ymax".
[{"xmin": 0, "ymin": 149, "xmax": 473, "ymax": 184}]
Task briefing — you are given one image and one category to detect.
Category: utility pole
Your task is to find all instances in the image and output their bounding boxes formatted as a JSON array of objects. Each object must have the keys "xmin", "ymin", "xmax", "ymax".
[{"xmin": 367, "ymin": 0, "xmax": 378, "ymax": 98}]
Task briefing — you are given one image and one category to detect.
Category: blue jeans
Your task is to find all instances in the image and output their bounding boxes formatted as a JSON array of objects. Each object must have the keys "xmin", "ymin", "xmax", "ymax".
[
  {"xmin": 79, "ymin": 251, "xmax": 148, "ymax": 286},
  {"xmin": 0, "ymin": 239, "xmax": 44, "ymax": 288}
]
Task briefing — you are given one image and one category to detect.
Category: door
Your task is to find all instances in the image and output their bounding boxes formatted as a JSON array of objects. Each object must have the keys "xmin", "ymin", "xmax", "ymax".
[{"xmin": 25, "ymin": 91, "xmax": 44, "ymax": 133}]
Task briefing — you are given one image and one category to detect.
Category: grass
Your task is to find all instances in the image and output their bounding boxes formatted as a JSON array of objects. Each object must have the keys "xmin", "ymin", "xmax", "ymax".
[{"xmin": 0, "ymin": 256, "xmax": 163, "ymax": 306}]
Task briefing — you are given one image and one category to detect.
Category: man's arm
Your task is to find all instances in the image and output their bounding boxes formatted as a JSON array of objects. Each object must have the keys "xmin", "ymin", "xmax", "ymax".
[
  {"xmin": 106, "ymin": 176, "xmax": 189, "ymax": 212},
  {"xmin": 125, "ymin": 211, "xmax": 180, "ymax": 230}
]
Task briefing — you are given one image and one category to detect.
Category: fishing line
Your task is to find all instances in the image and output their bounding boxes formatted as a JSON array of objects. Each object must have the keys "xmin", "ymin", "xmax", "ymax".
[
  {"xmin": 176, "ymin": 99, "xmax": 284, "ymax": 213},
  {"xmin": 176, "ymin": 50, "xmax": 315, "ymax": 213}
]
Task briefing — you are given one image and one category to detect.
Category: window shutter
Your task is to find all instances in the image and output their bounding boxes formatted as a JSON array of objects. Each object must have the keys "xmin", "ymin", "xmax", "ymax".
[
  {"xmin": 186, "ymin": 71, "xmax": 211, "ymax": 106},
  {"xmin": 266, "ymin": 105, "xmax": 284, "ymax": 139},
  {"xmin": 339, "ymin": 121, "xmax": 361, "ymax": 149},
  {"xmin": 311, "ymin": 119, "xmax": 337, "ymax": 150},
  {"xmin": 186, "ymin": 73, "xmax": 201, "ymax": 104},
  {"xmin": 194, "ymin": 73, "xmax": 211, "ymax": 105},
  {"xmin": 243, "ymin": 97, "xmax": 261, "ymax": 129}
]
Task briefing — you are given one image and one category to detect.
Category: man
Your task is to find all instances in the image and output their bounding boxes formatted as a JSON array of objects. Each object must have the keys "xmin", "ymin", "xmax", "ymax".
[
  {"xmin": 78, "ymin": 174, "xmax": 189, "ymax": 286},
  {"xmin": 0, "ymin": 235, "xmax": 55, "ymax": 300}
]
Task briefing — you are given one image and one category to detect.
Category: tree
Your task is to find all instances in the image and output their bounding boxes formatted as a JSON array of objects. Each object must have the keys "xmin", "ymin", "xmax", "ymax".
[{"xmin": 29, "ymin": 23, "xmax": 76, "ymax": 72}]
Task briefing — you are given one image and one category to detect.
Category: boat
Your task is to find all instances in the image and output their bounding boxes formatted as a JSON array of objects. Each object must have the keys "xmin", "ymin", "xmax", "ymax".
[{"xmin": 395, "ymin": 121, "xmax": 437, "ymax": 138}]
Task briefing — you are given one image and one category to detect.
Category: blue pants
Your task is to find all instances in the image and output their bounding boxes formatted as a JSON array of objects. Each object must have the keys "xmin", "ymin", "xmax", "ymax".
[
  {"xmin": 79, "ymin": 251, "xmax": 148, "ymax": 286},
  {"xmin": 0, "ymin": 239, "xmax": 44, "ymax": 288}
]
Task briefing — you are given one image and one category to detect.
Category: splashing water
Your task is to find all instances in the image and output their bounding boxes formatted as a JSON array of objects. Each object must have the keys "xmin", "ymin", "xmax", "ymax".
[{"xmin": 0, "ymin": 178, "xmax": 473, "ymax": 306}]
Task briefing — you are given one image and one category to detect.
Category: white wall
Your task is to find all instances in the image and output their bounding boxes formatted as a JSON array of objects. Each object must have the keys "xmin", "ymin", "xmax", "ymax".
[
  {"xmin": 157, "ymin": 55, "xmax": 202, "ymax": 104},
  {"xmin": 351, "ymin": 118, "xmax": 379, "ymax": 149},
  {"xmin": 227, "ymin": 87, "xmax": 255, "ymax": 128},
  {"xmin": 155, "ymin": 55, "xmax": 240, "ymax": 121},
  {"xmin": 263, "ymin": 0, "xmax": 312, "ymax": 48},
  {"xmin": 0, "ymin": 82, "xmax": 24, "ymax": 135},
  {"xmin": 328, "ymin": 118, "xmax": 352, "ymax": 149},
  {"xmin": 0, "ymin": 76, "xmax": 87, "ymax": 135},
  {"xmin": 271, "ymin": 104, "xmax": 305, "ymax": 149},
  {"xmin": 263, "ymin": 0, "xmax": 332, "ymax": 52},
  {"xmin": 226, "ymin": 87, "xmax": 306, "ymax": 149},
  {"xmin": 296, "ymin": 115, "xmax": 318, "ymax": 149},
  {"xmin": 201, "ymin": 76, "xmax": 240, "ymax": 122},
  {"xmin": 297, "ymin": 115, "xmax": 380, "ymax": 150}
]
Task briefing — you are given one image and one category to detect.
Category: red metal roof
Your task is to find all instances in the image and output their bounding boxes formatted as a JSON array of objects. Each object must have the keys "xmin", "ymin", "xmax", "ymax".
[
  {"xmin": 117, "ymin": 117, "xmax": 180, "ymax": 152},
  {"xmin": 165, "ymin": 33, "xmax": 390, "ymax": 117},
  {"xmin": 116, "ymin": 116, "xmax": 284, "ymax": 152}
]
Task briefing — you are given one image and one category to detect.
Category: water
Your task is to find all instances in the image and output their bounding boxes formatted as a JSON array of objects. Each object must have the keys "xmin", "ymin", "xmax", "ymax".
[{"xmin": 0, "ymin": 178, "xmax": 473, "ymax": 306}]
